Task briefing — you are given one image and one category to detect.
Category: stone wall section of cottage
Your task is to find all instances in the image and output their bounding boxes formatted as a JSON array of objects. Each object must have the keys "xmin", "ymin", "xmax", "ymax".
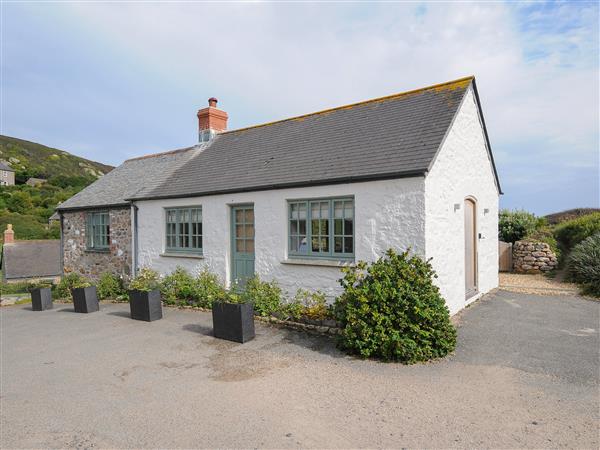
[
  {"xmin": 135, "ymin": 177, "xmax": 426, "ymax": 300},
  {"xmin": 424, "ymin": 85, "xmax": 500, "ymax": 315},
  {"xmin": 512, "ymin": 240, "xmax": 557, "ymax": 273},
  {"xmin": 62, "ymin": 208, "xmax": 132, "ymax": 278}
]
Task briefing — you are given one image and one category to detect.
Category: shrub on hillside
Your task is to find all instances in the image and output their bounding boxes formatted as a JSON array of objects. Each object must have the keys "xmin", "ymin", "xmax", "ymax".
[
  {"xmin": 334, "ymin": 249, "xmax": 456, "ymax": 363},
  {"xmin": 241, "ymin": 276, "xmax": 282, "ymax": 316},
  {"xmin": 554, "ymin": 212, "xmax": 600, "ymax": 252},
  {"xmin": 567, "ymin": 233, "xmax": 600, "ymax": 297},
  {"xmin": 96, "ymin": 272, "xmax": 127, "ymax": 301},
  {"xmin": 527, "ymin": 227, "xmax": 561, "ymax": 260},
  {"xmin": 498, "ymin": 209, "xmax": 543, "ymax": 243},
  {"xmin": 55, "ymin": 273, "xmax": 91, "ymax": 300}
]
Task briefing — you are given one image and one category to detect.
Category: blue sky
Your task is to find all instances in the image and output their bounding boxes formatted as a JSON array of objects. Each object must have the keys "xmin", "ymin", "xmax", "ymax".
[{"xmin": 2, "ymin": 1, "xmax": 598, "ymax": 215}]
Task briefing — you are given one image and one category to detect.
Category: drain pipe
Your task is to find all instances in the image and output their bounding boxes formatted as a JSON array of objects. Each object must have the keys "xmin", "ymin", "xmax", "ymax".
[
  {"xmin": 59, "ymin": 212, "xmax": 64, "ymax": 276},
  {"xmin": 130, "ymin": 202, "xmax": 139, "ymax": 278}
]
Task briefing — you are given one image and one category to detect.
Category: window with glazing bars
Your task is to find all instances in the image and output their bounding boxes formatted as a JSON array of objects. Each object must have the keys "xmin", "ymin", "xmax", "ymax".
[
  {"xmin": 86, "ymin": 211, "xmax": 109, "ymax": 250},
  {"xmin": 165, "ymin": 207, "xmax": 202, "ymax": 253},
  {"xmin": 288, "ymin": 198, "xmax": 354, "ymax": 259}
]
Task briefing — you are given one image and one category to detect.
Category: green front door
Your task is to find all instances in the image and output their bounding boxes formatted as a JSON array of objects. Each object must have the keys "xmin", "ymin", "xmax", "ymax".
[{"xmin": 231, "ymin": 205, "xmax": 255, "ymax": 286}]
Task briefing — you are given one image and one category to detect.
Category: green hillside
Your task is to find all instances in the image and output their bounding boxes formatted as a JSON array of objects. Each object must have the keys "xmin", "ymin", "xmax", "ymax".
[
  {"xmin": 0, "ymin": 135, "xmax": 113, "ymax": 182},
  {"xmin": 0, "ymin": 135, "xmax": 114, "ymax": 241}
]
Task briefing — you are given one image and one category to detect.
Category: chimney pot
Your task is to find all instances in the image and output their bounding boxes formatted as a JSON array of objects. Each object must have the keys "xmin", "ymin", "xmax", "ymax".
[
  {"xmin": 4, "ymin": 223, "xmax": 14, "ymax": 244},
  {"xmin": 208, "ymin": 97, "xmax": 218, "ymax": 107}
]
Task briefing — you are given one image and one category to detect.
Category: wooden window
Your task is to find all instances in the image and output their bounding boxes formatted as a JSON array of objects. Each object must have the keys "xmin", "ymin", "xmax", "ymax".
[
  {"xmin": 288, "ymin": 197, "xmax": 354, "ymax": 260},
  {"xmin": 165, "ymin": 207, "xmax": 202, "ymax": 253},
  {"xmin": 86, "ymin": 211, "xmax": 110, "ymax": 251}
]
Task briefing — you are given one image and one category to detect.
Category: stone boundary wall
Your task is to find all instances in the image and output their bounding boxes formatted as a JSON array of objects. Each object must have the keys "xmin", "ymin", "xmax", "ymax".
[
  {"xmin": 62, "ymin": 207, "xmax": 132, "ymax": 279},
  {"xmin": 512, "ymin": 240, "xmax": 558, "ymax": 273}
]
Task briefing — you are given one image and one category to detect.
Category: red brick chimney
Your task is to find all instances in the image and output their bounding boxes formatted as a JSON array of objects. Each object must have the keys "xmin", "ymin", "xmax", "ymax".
[
  {"xmin": 3, "ymin": 224, "xmax": 14, "ymax": 244},
  {"xmin": 197, "ymin": 97, "xmax": 228, "ymax": 142}
]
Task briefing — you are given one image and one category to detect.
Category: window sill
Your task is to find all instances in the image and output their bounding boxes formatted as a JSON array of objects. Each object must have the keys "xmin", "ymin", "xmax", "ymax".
[
  {"xmin": 160, "ymin": 252, "xmax": 204, "ymax": 259},
  {"xmin": 281, "ymin": 258, "xmax": 354, "ymax": 268},
  {"xmin": 85, "ymin": 249, "xmax": 110, "ymax": 253}
]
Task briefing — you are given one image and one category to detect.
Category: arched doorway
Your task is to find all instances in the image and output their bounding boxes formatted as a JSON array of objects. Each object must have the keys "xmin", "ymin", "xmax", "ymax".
[{"xmin": 464, "ymin": 197, "xmax": 478, "ymax": 299}]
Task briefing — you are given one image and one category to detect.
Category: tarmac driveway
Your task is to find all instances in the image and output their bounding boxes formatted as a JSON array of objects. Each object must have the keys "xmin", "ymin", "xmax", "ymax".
[{"xmin": 1, "ymin": 290, "xmax": 598, "ymax": 448}]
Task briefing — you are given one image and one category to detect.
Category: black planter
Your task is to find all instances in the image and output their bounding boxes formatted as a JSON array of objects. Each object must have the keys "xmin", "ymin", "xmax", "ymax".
[
  {"xmin": 129, "ymin": 289, "xmax": 163, "ymax": 322},
  {"xmin": 212, "ymin": 302, "xmax": 255, "ymax": 343},
  {"xmin": 31, "ymin": 287, "xmax": 53, "ymax": 311},
  {"xmin": 71, "ymin": 286, "xmax": 99, "ymax": 313}
]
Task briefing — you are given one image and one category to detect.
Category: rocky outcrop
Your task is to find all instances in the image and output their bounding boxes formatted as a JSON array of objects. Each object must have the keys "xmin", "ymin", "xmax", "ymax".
[{"xmin": 513, "ymin": 240, "xmax": 558, "ymax": 273}]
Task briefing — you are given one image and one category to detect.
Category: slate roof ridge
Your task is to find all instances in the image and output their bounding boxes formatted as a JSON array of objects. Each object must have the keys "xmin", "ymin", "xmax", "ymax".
[
  {"xmin": 221, "ymin": 75, "xmax": 474, "ymax": 135},
  {"xmin": 124, "ymin": 145, "xmax": 198, "ymax": 162}
]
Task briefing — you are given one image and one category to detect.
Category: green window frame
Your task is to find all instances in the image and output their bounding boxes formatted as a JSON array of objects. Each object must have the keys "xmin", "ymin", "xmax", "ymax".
[
  {"xmin": 288, "ymin": 197, "xmax": 354, "ymax": 260},
  {"xmin": 165, "ymin": 207, "xmax": 202, "ymax": 253},
  {"xmin": 86, "ymin": 211, "xmax": 110, "ymax": 251}
]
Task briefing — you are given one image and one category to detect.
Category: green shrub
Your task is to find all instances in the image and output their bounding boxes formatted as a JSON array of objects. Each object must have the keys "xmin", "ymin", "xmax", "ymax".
[
  {"xmin": 129, "ymin": 268, "xmax": 160, "ymax": 292},
  {"xmin": 334, "ymin": 249, "xmax": 456, "ymax": 363},
  {"xmin": 293, "ymin": 289, "xmax": 332, "ymax": 320},
  {"xmin": 96, "ymin": 272, "xmax": 127, "ymax": 301},
  {"xmin": 498, "ymin": 209, "xmax": 542, "ymax": 243},
  {"xmin": 241, "ymin": 276, "xmax": 282, "ymax": 316},
  {"xmin": 554, "ymin": 212, "xmax": 600, "ymax": 252},
  {"xmin": 567, "ymin": 233, "xmax": 600, "ymax": 297},
  {"xmin": 55, "ymin": 273, "xmax": 91, "ymax": 300},
  {"xmin": 277, "ymin": 299, "xmax": 305, "ymax": 321},
  {"xmin": 160, "ymin": 267, "xmax": 224, "ymax": 308}
]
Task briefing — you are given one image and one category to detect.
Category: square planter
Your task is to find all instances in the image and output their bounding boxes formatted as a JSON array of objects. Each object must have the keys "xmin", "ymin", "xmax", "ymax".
[
  {"xmin": 129, "ymin": 289, "xmax": 163, "ymax": 322},
  {"xmin": 71, "ymin": 286, "xmax": 99, "ymax": 313},
  {"xmin": 212, "ymin": 302, "xmax": 255, "ymax": 343},
  {"xmin": 31, "ymin": 287, "xmax": 53, "ymax": 311}
]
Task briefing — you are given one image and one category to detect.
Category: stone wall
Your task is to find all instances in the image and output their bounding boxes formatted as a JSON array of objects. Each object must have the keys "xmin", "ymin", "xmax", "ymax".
[
  {"xmin": 513, "ymin": 240, "xmax": 557, "ymax": 273},
  {"xmin": 62, "ymin": 207, "xmax": 132, "ymax": 279}
]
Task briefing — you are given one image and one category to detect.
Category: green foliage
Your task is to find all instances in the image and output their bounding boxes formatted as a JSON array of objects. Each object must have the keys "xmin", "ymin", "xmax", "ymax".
[
  {"xmin": 567, "ymin": 233, "xmax": 600, "ymax": 297},
  {"xmin": 554, "ymin": 212, "xmax": 600, "ymax": 252},
  {"xmin": 498, "ymin": 209, "xmax": 542, "ymax": 243},
  {"xmin": 293, "ymin": 289, "xmax": 332, "ymax": 320},
  {"xmin": 56, "ymin": 273, "xmax": 91, "ymax": 300},
  {"xmin": 96, "ymin": 272, "xmax": 127, "ymax": 301},
  {"xmin": 334, "ymin": 249, "xmax": 457, "ymax": 363},
  {"xmin": 128, "ymin": 268, "xmax": 160, "ymax": 292},
  {"xmin": 0, "ymin": 135, "xmax": 112, "ymax": 243},
  {"xmin": 160, "ymin": 267, "xmax": 225, "ymax": 308},
  {"xmin": 241, "ymin": 276, "xmax": 282, "ymax": 316}
]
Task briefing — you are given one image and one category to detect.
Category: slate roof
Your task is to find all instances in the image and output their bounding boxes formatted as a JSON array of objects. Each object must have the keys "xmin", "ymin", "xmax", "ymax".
[
  {"xmin": 57, "ymin": 146, "xmax": 202, "ymax": 211},
  {"xmin": 58, "ymin": 76, "xmax": 500, "ymax": 209},
  {"xmin": 1, "ymin": 240, "xmax": 61, "ymax": 280},
  {"xmin": 0, "ymin": 161, "xmax": 14, "ymax": 172},
  {"xmin": 130, "ymin": 76, "xmax": 500, "ymax": 201}
]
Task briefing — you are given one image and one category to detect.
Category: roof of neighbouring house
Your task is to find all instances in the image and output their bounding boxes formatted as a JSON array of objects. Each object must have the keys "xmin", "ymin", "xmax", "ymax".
[
  {"xmin": 26, "ymin": 177, "xmax": 47, "ymax": 184},
  {"xmin": 1, "ymin": 240, "xmax": 61, "ymax": 280},
  {"xmin": 56, "ymin": 146, "xmax": 203, "ymax": 211},
  {"xmin": 0, "ymin": 161, "xmax": 14, "ymax": 172}
]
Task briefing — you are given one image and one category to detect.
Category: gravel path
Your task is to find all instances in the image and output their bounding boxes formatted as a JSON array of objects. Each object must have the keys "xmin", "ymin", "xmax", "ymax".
[
  {"xmin": 1, "ymin": 290, "xmax": 598, "ymax": 449},
  {"xmin": 499, "ymin": 272, "xmax": 582, "ymax": 296}
]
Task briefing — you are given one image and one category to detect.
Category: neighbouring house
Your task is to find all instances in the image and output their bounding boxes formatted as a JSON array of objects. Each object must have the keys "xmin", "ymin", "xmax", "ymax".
[
  {"xmin": 25, "ymin": 177, "xmax": 47, "ymax": 187},
  {"xmin": 0, "ymin": 225, "xmax": 61, "ymax": 284},
  {"xmin": 48, "ymin": 211, "xmax": 60, "ymax": 225},
  {"xmin": 0, "ymin": 161, "xmax": 15, "ymax": 186},
  {"xmin": 57, "ymin": 76, "xmax": 501, "ymax": 314}
]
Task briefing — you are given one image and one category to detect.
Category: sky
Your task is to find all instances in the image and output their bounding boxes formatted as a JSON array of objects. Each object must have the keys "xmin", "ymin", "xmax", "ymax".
[{"xmin": 1, "ymin": 1, "xmax": 598, "ymax": 215}]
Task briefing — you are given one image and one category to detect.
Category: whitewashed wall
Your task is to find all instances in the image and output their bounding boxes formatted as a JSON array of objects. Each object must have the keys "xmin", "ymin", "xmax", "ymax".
[
  {"xmin": 136, "ymin": 177, "xmax": 426, "ymax": 299},
  {"xmin": 425, "ymin": 86, "xmax": 500, "ymax": 314}
]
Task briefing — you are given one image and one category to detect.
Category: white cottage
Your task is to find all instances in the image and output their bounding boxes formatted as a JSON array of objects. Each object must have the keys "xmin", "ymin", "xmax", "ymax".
[{"xmin": 58, "ymin": 76, "xmax": 500, "ymax": 314}]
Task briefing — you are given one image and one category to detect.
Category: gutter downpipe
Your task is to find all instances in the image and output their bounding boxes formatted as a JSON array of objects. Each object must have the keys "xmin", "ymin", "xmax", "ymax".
[
  {"xmin": 59, "ymin": 212, "xmax": 64, "ymax": 276},
  {"xmin": 130, "ymin": 202, "xmax": 139, "ymax": 278}
]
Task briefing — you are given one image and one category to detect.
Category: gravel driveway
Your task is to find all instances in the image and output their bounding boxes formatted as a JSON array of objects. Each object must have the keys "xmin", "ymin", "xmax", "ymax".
[{"xmin": 1, "ymin": 290, "xmax": 598, "ymax": 449}]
